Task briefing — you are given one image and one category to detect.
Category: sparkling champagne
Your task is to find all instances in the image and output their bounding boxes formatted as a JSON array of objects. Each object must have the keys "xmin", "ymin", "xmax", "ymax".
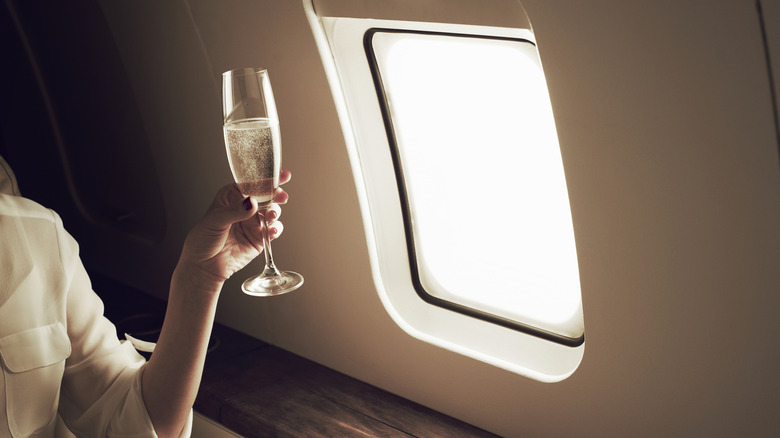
[
  {"xmin": 224, "ymin": 118, "xmax": 281, "ymax": 203},
  {"xmin": 221, "ymin": 67, "xmax": 303, "ymax": 296}
]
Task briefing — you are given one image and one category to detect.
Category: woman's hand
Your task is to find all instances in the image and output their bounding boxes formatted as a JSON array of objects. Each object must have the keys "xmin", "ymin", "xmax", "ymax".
[{"xmin": 177, "ymin": 170, "xmax": 292, "ymax": 289}]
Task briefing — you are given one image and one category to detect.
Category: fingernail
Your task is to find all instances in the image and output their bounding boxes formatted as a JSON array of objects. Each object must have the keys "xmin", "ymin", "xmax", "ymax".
[
  {"xmin": 270, "ymin": 227, "xmax": 278, "ymax": 236},
  {"xmin": 243, "ymin": 198, "xmax": 252, "ymax": 211},
  {"xmin": 267, "ymin": 210, "xmax": 277, "ymax": 220}
]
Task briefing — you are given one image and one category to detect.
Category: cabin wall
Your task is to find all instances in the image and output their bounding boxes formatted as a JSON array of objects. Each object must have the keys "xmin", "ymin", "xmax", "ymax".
[
  {"xmin": 3, "ymin": 0, "xmax": 778, "ymax": 436},
  {"xmin": 99, "ymin": 0, "xmax": 780, "ymax": 436},
  {"xmin": 205, "ymin": 1, "xmax": 780, "ymax": 436}
]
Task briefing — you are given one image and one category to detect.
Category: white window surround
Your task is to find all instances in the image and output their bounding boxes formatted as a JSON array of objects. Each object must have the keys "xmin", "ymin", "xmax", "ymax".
[{"xmin": 304, "ymin": 0, "xmax": 584, "ymax": 382}]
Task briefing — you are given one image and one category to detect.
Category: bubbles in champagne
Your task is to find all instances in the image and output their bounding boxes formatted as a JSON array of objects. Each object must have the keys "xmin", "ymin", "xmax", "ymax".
[{"xmin": 224, "ymin": 118, "xmax": 280, "ymax": 202}]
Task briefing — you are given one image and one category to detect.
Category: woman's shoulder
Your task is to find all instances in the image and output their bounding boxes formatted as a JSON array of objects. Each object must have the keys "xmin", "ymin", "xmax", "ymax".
[{"xmin": 0, "ymin": 193, "xmax": 56, "ymax": 223}]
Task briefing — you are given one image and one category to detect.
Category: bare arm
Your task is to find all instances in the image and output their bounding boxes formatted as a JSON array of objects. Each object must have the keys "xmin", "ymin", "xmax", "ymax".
[{"xmin": 141, "ymin": 171, "xmax": 291, "ymax": 438}]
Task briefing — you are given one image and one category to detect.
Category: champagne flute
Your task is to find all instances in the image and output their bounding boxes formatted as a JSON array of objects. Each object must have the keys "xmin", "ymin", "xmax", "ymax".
[{"xmin": 222, "ymin": 67, "xmax": 303, "ymax": 296}]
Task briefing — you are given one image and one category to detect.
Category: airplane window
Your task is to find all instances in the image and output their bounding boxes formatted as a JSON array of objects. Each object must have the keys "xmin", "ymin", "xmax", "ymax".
[
  {"xmin": 366, "ymin": 30, "xmax": 584, "ymax": 345},
  {"xmin": 305, "ymin": 0, "xmax": 586, "ymax": 380}
]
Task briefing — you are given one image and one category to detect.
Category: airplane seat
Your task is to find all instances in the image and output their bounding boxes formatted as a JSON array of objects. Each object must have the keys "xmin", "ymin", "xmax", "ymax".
[
  {"xmin": 0, "ymin": 0, "xmax": 166, "ymax": 250},
  {"xmin": 0, "ymin": 0, "xmax": 180, "ymax": 303}
]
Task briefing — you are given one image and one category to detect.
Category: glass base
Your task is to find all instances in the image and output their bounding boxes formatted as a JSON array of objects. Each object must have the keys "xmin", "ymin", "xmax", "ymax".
[{"xmin": 241, "ymin": 271, "xmax": 304, "ymax": 297}]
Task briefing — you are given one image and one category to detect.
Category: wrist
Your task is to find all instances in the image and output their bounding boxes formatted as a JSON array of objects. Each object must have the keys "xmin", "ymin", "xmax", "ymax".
[{"xmin": 171, "ymin": 262, "xmax": 225, "ymax": 298}]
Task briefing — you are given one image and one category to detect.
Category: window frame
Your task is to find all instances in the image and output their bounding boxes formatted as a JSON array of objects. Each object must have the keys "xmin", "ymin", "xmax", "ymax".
[{"xmin": 304, "ymin": 0, "xmax": 586, "ymax": 381}]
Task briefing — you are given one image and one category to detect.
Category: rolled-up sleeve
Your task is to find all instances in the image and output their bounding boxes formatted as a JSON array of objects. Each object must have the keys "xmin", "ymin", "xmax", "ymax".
[{"xmin": 53, "ymin": 214, "xmax": 191, "ymax": 437}]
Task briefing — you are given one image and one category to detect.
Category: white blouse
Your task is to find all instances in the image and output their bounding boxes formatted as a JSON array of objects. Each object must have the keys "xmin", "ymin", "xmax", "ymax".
[{"xmin": 0, "ymin": 157, "xmax": 191, "ymax": 437}]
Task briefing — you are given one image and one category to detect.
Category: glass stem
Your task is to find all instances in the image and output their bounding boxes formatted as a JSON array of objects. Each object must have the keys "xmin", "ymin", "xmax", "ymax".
[{"xmin": 260, "ymin": 212, "xmax": 281, "ymax": 277}]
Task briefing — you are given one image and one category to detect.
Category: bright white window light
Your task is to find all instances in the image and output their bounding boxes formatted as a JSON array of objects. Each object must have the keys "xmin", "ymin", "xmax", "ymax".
[{"xmin": 370, "ymin": 32, "xmax": 583, "ymax": 340}]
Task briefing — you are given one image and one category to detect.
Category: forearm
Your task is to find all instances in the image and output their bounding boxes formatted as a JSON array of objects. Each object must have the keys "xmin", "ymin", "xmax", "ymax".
[{"xmin": 141, "ymin": 265, "xmax": 222, "ymax": 438}]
